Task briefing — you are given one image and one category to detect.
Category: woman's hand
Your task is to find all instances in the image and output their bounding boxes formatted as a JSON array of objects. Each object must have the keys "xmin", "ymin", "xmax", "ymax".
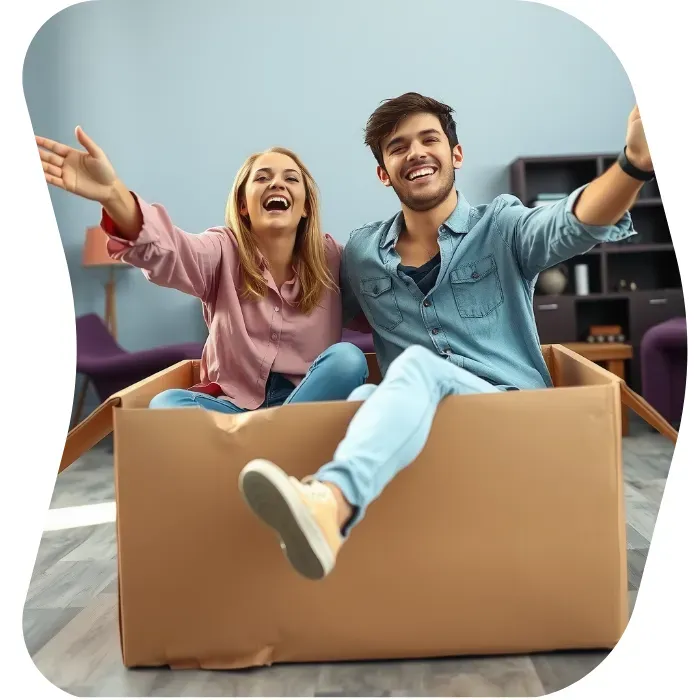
[{"xmin": 36, "ymin": 126, "xmax": 119, "ymax": 204}]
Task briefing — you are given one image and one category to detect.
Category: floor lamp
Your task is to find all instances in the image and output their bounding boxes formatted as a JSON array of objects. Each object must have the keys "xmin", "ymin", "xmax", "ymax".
[
  {"xmin": 83, "ymin": 225, "xmax": 123, "ymax": 337},
  {"xmin": 72, "ymin": 226, "xmax": 125, "ymax": 427}
]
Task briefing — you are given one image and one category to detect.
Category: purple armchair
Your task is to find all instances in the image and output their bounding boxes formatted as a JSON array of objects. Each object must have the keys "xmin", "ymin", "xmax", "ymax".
[
  {"xmin": 341, "ymin": 329, "xmax": 375, "ymax": 353},
  {"xmin": 640, "ymin": 317, "xmax": 687, "ymax": 427},
  {"xmin": 72, "ymin": 313, "xmax": 204, "ymax": 426}
]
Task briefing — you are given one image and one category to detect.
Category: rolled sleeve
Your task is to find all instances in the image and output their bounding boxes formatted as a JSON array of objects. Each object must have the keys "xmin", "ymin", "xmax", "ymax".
[
  {"xmin": 102, "ymin": 192, "xmax": 225, "ymax": 300},
  {"xmin": 499, "ymin": 185, "xmax": 637, "ymax": 280}
]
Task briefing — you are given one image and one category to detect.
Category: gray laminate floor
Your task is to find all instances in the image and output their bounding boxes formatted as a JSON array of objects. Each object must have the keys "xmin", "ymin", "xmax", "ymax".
[{"xmin": 24, "ymin": 415, "xmax": 672, "ymax": 696}]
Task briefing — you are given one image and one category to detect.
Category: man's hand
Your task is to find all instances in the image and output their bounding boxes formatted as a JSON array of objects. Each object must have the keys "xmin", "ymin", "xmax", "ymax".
[{"xmin": 625, "ymin": 104, "xmax": 653, "ymax": 172}]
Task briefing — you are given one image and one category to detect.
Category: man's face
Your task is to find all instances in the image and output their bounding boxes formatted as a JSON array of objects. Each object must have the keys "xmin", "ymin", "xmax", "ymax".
[{"xmin": 377, "ymin": 113, "xmax": 463, "ymax": 212}]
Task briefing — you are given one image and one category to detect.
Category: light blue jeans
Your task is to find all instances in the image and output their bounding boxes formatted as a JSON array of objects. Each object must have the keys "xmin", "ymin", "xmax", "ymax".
[
  {"xmin": 314, "ymin": 345, "xmax": 507, "ymax": 534},
  {"xmin": 149, "ymin": 342, "xmax": 368, "ymax": 413}
]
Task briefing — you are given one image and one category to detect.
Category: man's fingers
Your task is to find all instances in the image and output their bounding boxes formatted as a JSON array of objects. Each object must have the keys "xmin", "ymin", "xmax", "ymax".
[{"xmin": 35, "ymin": 135, "xmax": 70, "ymax": 157}]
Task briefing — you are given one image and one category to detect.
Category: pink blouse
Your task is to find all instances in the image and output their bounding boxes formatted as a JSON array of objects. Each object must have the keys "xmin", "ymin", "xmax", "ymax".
[{"xmin": 102, "ymin": 193, "xmax": 344, "ymax": 409}]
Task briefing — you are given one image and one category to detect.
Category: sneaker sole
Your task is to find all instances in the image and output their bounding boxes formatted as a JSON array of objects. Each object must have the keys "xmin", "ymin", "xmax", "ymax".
[{"xmin": 238, "ymin": 460, "xmax": 335, "ymax": 580}]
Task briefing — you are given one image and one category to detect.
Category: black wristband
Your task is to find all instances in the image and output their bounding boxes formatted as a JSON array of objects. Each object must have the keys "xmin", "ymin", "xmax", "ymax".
[{"xmin": 617, "ymin": 146, "xmax": 655, "ymax": 182}]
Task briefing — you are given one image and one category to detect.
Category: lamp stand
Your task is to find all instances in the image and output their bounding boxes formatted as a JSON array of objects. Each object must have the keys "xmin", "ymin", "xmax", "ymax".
[
  {"xmin": 71, "ymin": 267, "xmax": 119, "ymax": 430},
  {"xmin": 104, "ymin": 266, "xmax": 117, "ymax": 339}
]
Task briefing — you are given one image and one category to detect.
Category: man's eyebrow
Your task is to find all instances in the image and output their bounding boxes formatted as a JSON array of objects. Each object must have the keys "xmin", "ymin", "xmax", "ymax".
[{"xmin": 384, "ymin": 129, "xmax": 441, "ymax": 151}]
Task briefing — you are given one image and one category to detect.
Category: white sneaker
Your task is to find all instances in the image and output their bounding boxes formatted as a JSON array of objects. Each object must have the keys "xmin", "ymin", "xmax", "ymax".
[{"xmin": 239, "ymin": 459, "xmax": 343, "ymax": 580}]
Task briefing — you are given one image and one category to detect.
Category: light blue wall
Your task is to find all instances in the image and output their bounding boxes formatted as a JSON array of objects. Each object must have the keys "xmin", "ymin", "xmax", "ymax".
[{"xmin": 24, "ymin": 0, "xmax": 634, "ymax": 355}]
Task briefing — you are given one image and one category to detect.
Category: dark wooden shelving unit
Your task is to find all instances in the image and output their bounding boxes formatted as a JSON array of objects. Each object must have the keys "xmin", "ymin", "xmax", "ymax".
[{"xmin": 509, "ymin": 152, "xmax": 685, "ymax": 392}]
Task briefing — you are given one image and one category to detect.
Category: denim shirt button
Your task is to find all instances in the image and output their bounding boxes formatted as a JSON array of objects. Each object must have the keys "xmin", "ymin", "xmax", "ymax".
[
  {"xmin": 471, "ymin": 272, "xmax": 480, "ymax": 279},
  {"xmin": 431, "ymin": 328, "xmax": 439, "ymax": 335},
  {"xmin": 423, "ymin": 299, "xmax": 431, "ymax": 307}
]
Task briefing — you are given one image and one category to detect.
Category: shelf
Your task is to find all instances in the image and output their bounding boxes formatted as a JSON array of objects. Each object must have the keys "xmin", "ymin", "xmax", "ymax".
[
  {"xmin": 534, "ymin": 289, "xmax": 683, "ymax": 302},
  {"xmin": 633, "ymin": 197, "xmax": 663, "ymax": 208},
  {"xmin": 514, "ymin": 154, "xmax": 600, "ymax": 165},
  {"xmin": 602, "ymin": 243, "xmax": 674, "ymax": 253},
  {"xmin": 535, "ymin": 293, "xmax": 618, "ymax": 301}
]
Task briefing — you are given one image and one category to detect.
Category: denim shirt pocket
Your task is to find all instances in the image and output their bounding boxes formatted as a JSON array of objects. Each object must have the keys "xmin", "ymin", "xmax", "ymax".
[
  {"xmin": 449, "ymin": 254, "xmax": 504, "ymax": 318},
  {"xmin": 360, "ymin": 275, "xmax": 403, "ymax": 331}
]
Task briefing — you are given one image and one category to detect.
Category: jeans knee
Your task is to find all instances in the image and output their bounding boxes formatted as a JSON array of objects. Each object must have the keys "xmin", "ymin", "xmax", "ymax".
[
  {"xmin": 387, "ymin": 345, "xmax": 435, "ymax": 377},
  {"xmin": 348, "ymin": 383, "xmax": 378, "ymax": 402},
  {"xmin": 324, "ymin": 342, "xmax": 369, "ymax": 380},
  {"xmin": 149, "ymin": 388, "xmax": 188, "ymax": 409}
]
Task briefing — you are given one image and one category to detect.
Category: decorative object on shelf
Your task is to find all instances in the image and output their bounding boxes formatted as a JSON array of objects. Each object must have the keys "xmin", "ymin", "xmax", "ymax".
[
  {"xmin": 630, "ymin": 282, "xmax": 638, "ymax": 291},
  {"xmin": 83, "ymin": 225, "xmax": 127, "ymax": 339},
  {"xmin": 616, "ymin": 280, "xmax": 628, "ymax": 292},
  {"xmin": 574, "ymin": 264, "xmax": 589, "ymax": 296},
  {"xmin": 536, "ymin": 264, "xmax": 568, "ymax": 295},
  {"xmin": 586, "ymin": 325, "xmax": 626, "ymax": 344},
  {"xmin": 530, "ymin": 192, "xmax": 567, "ymax": 207}
]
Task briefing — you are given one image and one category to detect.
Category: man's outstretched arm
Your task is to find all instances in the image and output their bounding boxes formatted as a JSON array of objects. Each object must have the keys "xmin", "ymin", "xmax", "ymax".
[
  {"xmin": 499, "ymin": 104, "xmax": 654, "ymax": 280},
  {"xmin": 573, "ymin": 105, "xmax": 653, "ymax": 225}
]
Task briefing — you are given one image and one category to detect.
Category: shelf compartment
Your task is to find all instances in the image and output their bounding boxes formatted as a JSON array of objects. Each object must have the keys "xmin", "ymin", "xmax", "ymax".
[
  {"xmin": 516, "ymin": 158, "xmax": 598, "ymax": 206},
  {"xmin": 575, "ymin": 297, "xmax": 630, "ymax": 343},
  {"xmin": 606, "ymin": 249, "xmax": 681, "ymax": 293}
]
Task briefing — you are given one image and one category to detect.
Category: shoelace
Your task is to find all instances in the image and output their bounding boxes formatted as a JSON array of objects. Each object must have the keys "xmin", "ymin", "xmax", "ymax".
[{"xmin": 294, "ymin": 477, "xmax": 331, "ymax": 502}]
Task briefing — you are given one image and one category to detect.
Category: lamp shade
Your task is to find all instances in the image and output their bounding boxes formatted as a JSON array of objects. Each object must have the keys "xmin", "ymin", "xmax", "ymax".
[{"xmin": 83, "ymin": 225, "xmax": 123, "ymax": 266}]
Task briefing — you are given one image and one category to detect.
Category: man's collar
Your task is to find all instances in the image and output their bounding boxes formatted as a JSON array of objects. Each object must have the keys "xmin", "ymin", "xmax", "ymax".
[{"xmin": 381, "ymin": 190, "xmax": 473, "ymax": 249}]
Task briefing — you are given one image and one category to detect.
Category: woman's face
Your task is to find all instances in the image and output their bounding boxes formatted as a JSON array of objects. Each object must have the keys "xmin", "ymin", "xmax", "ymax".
[{"xmin": 241, "ymin": 152, "xmax": 308, "ymax": 234}]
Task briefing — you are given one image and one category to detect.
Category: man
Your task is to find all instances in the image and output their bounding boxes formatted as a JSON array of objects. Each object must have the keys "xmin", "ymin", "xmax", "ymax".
[{"xmin": 239, "ymin": 92, "xmax": 654, "ymax": 580}]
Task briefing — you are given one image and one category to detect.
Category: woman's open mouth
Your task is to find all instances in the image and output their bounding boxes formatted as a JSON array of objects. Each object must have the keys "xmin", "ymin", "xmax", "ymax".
[{"xmin": 263, "ymin": 195, "xmax": 291, "ymax": 212}]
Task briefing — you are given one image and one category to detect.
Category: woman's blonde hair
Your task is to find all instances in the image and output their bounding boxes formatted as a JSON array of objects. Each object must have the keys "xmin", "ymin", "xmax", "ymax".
[{"xmin": 224, "ymin": 147, "xmax": 337, "ymax": 314}]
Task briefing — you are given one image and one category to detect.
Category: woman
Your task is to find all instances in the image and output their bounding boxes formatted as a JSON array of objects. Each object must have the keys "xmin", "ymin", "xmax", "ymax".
[{"xmin": 36, "ymin": 127, "xmax": 368, "ymax": 413}]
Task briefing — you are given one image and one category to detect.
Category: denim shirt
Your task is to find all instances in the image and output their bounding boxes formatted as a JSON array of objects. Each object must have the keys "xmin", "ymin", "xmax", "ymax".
[{"xmin": 341, "ymin": 186, "xmax": 637, "ymax": 390}]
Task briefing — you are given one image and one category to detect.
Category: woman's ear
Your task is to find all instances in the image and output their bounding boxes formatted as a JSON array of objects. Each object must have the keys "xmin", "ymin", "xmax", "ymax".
[{"xmin": 239, "ymin": 199, "xmax": 249, "ymax": 217}]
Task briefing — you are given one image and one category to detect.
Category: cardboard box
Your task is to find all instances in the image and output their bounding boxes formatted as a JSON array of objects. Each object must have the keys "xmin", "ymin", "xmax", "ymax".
[{"xmin": 59, "ymin": 346, "xmax": 676, "ymax": 670}]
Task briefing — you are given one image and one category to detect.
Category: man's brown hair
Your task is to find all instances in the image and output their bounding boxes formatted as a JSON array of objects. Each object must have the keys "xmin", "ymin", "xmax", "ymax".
[{"xmin": 364, "ymin": 92, "xmax": 459, "ymax": 168}]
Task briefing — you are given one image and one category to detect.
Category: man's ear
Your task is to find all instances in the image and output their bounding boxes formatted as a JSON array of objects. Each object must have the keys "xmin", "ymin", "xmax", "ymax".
[
  {"xmin": 452, "ymin": 144, "xmax": 464, "ymax": 171},
  {"xmin": 377, "ymin": 164, "xmax": 392, "ymax": 188}
]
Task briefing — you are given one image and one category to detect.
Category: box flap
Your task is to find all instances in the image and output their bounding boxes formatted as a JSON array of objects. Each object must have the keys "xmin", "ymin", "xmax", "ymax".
[
  {"xmin": 550, "ymin": 344, "xmax": 622, "ymax": 387},
  {"xmin": 551, "ymin": 344, "xmax": 678, "ymax": 443},
  {"xmin": 113, "ymin": 360, "xmax": 197, "ymax": 409},
  {"xmin": 58, "ymin": 360, "xmax": 199, "ymax": 474},
  {"xmin": 59, "ymin": 397, "xmax": 120, "ymax": 474},
  {"xmin": 620, "ymin": 382, "xmax": 678, "ymax": 443}
]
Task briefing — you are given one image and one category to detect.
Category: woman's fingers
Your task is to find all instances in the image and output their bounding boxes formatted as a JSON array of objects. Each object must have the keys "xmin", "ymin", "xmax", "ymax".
[
  {"xmin": 43, "ymin": 171, "xmax": 64, "ymax": 189},
  {"xmin": 38, "ymin": 147, "xmax": 63, "ymax": 168},
  {"xmin": 75, "ymin": 126, "xmax": 102, "ymax": 158},
  {"xmin": 35, "ymin": 134, "xmax": 70, "ymax": 157},
  {"xmin": 42, "ymin": 160, "xmax": 62, "ymax": 178}
]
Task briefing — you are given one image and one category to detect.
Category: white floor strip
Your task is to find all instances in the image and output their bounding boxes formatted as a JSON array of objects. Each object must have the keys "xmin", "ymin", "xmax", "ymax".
[{"xmin": 43, "ymin": 501, "xmax": 116, "ymax": 532}]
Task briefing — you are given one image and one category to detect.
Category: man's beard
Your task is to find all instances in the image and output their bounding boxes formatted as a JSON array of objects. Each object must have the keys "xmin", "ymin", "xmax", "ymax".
[{"xmin": 390, "ymin": 167, "xmax": 456, "ymax": 212}]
